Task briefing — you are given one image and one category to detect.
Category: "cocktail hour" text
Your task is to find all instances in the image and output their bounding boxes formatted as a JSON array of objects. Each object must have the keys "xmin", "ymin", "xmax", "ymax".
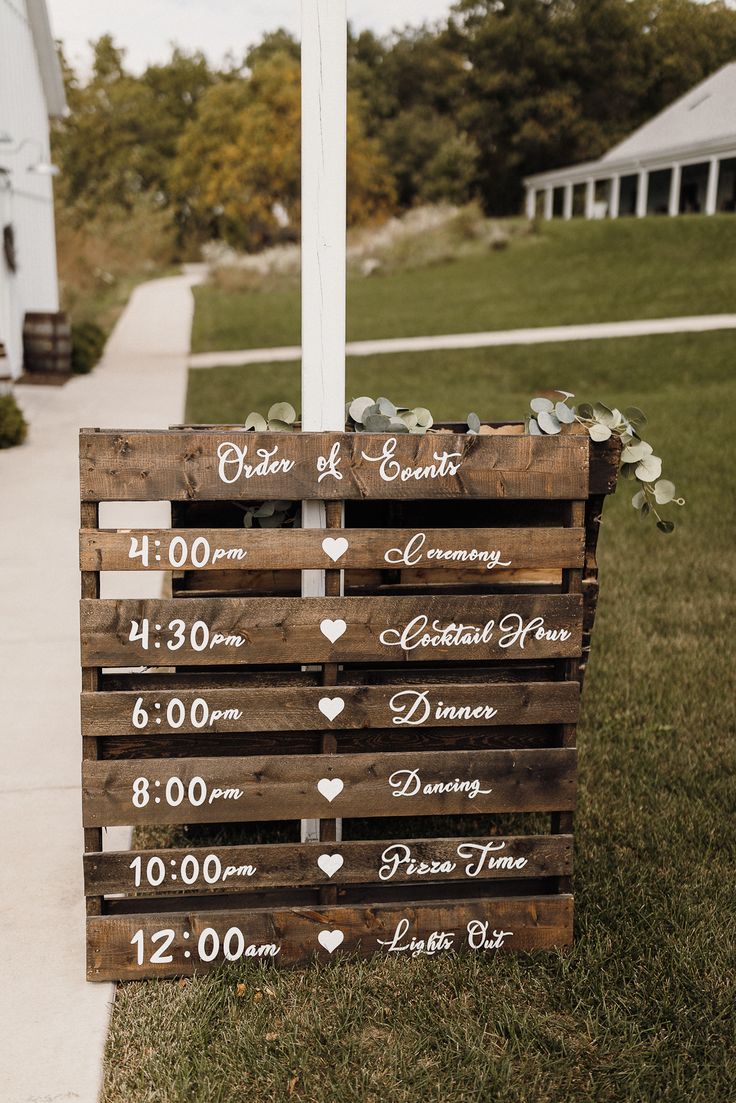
[{"xmin": 379, "ymin": 613, "xmax": 572, "ymax": 651}]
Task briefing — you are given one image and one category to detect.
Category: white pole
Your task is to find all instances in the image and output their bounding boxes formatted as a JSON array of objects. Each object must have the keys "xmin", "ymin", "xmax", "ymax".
[
  {"xmin": 705, "ymin": 157, "xmax": 719, "ymax": 215},
  {"xmin": 636, "ymin": 169, "xmax": 648, "ymax": 218},
  {"xmin": 300, "ymin": 0, "xmax": 347, "ymax": 844},
  {"xmin": 609, "ymin": 175, "xmax": 620, "ymax": 219},
  {"xmin": 668, "ymin": 164, "xmax": 681, "ymax": 216},
  {"xmin": 525, "ymin": 186, "xmax": 535, "ymax": 220},
  {"xmin": 584, "ymin": 178, "xmax": 595, "ymax": 219}
]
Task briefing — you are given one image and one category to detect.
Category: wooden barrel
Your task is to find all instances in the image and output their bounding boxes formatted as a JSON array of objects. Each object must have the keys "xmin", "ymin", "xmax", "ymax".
[{"xmin": 23, "ymin": 312, "xmax": 72, "ymax": 373}]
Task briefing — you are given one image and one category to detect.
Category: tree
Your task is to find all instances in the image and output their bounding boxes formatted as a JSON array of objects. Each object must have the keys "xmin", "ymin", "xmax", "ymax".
[
  {"xmin": 53, "ymin": 37, "xmax": 216, "ymax": 218},
  {"xmin": 173, "ymin": 51, "xmax": 395, "ymax": 251},
  {"xmin": 449, "ymin": 0, "xmax": 736, "ymax": 213}
]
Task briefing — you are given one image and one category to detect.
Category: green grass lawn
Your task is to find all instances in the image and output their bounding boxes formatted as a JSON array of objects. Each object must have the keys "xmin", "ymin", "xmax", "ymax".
[
  {"xmin": 190, "ymin": 216, "xmax": 736, "ymax": 352},
  {"xmin": 104, "ymin": 330, "xmax": 735, "ymax": 1102}
]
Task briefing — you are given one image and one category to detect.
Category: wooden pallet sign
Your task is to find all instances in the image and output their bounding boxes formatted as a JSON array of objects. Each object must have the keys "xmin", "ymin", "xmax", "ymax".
[{"xmin": 79, "ymin": 426, "xmax": 618, "ymax": 980}]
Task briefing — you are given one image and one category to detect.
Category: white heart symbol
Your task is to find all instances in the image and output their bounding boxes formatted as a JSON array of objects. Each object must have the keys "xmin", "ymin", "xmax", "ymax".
[
  {"xmin": 318, "ymin": 929, "xmax": 344, "ymax": 953},
  {"xmin": 322, "ymin": 536, "xmax": 348, "ymax": 563},
  {"xmin": 318, "ymin": 696, "xmax": 345, "ymax": 722},
  {"xmin": 320, "ymin": 618, "xmax": 346, "ymax": 644},
  {"xmin": 317, "ymin": 777, "xmax": 344, "ymax": 803},
  {"xmin": 317, "ymin": 853, "xmax": 344, "ymax": 878}
]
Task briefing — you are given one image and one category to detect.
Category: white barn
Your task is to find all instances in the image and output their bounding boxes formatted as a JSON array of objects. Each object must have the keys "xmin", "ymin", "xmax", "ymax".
[
  {"xmin": 0, "ymin": 0, "xmax": 66, "ymax": 379},
  {"xmin": 524, "ymin": 64, "xmax": 736, "ymax": 222}
]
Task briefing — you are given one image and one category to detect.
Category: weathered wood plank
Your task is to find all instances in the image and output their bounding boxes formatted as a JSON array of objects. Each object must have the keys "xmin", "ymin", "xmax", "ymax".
[
  {"xmin": 79, "ymin": 526, "xmax": 585, "ymax": 572},
  {"xmin": 79, "ymin": 594, "xmax": 583, "ymax": 666},
  {"xmin": 79, "ymin": 430, "xmax": 589, "ymax": 501},
  {"xmin": 81, "ymin": 680, "xmax": 579, "ymax": 737},
  {"xmin": 86, "ymin": 894, "xmax": 573, "ymax": 979},
  {"xmin": 82, "ymin": 747, "xmax": 576, "ymax": 827},
  {"xmin": 84, "ymin": 833, "xmax": 573, "ymax": 897}
]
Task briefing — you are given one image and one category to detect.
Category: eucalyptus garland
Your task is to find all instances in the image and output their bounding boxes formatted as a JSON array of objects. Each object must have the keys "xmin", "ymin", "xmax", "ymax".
[
  {"xmin": 242, "ymin": 392, "xmax": 684, "ymax": 533},
  {"xmin": 526, "ymin": 392, "xmax": 684, "ymax": 533}
]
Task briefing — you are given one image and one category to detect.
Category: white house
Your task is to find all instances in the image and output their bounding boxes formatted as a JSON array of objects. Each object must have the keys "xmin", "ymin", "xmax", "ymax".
[
  {"xmin": 524, "ymin": 64, "xmax": 736, "ymax": 222},
  {"xmin": 0, "ymin": 0, "xmax": 66, "ymax": 379}
]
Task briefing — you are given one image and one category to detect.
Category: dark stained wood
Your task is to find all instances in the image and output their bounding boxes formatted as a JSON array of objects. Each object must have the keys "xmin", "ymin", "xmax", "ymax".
[
  {"xmin": 79, "ymin": 594, "xmax": 583, "ymax": 666},
  {"xmin": 84, "ymin": 833, "xmax": 573, "ymax": 897},
  {"xmin": 81, "ymin": 680, "xmax": 579, "ymax": 737},
  {"xmin": 79, "ymin": 526, "xmax": 585, "ymax": 572},
  {"xmin": 82, "ymin": 747, "xmax": 576, "ymax": 827},
  {"xmin": 79, "ymin": 429, "xmax": 590, "ymax": 502},
  {"xmin": 80, "ymin": 500, "xmax": 103, "ymax": 918},
  {"xmin": 87, "ymin": 894, "xmax": 573, "ymax": 979},
  {"xmin": 76, "ymin": 425, "xmax": 621, "ymax": 978},
  {"xmin": 98, "ymin": 724, "xmax": 558, "ymax": 760}
]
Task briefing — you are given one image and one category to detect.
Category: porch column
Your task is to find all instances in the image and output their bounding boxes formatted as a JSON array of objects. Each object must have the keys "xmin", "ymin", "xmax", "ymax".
[
  {"xmin": 609, "ymin": 175, "xmax": 620, "ymax": 219},
  {"xmin": 705, "ymin": 157, "xmax": 720, "ymax": 215},
  {"xmin": 525, "ymin": 186, "xmax": 536, "ymax": 220},
  {"xmin": 668, "ymin": 164, "xmax": 681, "ymax": 216},
  {"xmin": 636, "ymin": 169, "xmax": 648, "ymax": 217},
  {"xmin": 563, "ymin": 182, "xmax": 573, "ymax": 220},
  {"xmin": 584, "ymin": 178, "xmax": 595, "ymax": 219},
  {"xmin": 543, "ymin": 186, "xmax": 553, "ymax": 220}
]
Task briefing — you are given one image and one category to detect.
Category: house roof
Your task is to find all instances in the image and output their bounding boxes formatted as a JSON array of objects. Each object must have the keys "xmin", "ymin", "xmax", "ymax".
[
  {"xmin": 601, "ymin": 63, "xmax": 736, "ymax": 165},
  {"xmin": 26, "ymin": 0, "xmax": 67, "ymax": 119},
  {"xmin": 524, "ymin": 63, "xmax": 736, "ymax": 187}
]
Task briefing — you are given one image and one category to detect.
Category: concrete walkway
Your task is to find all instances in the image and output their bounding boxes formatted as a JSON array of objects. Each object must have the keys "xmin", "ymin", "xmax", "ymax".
[
  {"xmin": 188, "ymin": 312, "xmax": 736, "ymax": 368},
  {"xmin": 0, "ymin": 268, "xmax": 203, "ymax": 1103}
]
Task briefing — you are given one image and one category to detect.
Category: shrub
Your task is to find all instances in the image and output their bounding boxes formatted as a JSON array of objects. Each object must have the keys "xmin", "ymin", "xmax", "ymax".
[
  {"xmin": 0, "ymin": 393, "xmax": 28, "ymax": 448},
  {"xmin": 71, "ymin": 320, "xmax": 107, "ymax": 374}
]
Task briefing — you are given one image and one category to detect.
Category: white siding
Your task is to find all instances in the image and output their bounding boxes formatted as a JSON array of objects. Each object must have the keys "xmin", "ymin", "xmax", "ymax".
[{"xmin": 0, "ymin": 0, "xmax": 60, "ymax": 377}]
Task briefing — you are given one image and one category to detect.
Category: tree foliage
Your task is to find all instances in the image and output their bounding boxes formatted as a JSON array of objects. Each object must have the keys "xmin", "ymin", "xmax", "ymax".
[
  {"xmin": 52, "ymin": 1, "xmax": 736, "ymax": 250},
  {"xmin": 172, "ymin": 50, "xmax": 395, "ymax": 251}
]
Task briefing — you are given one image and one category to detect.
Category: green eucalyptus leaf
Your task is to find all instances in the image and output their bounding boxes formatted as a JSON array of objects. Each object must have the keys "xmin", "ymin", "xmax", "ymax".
[
  {"xmin": 243, "ymin": 513, "xmax": 253, "ymax": 528},
  {"xmin": 589, "ymin": 423, "xmax": 612, "ymax": 442},
  {"xmin": 267, "ymin": 419, "xmax": 293, "ymax": 432},
  {"xmin": 414, "ymin": 407, "xmax": 433, "ymax": 428},
  {"xmin": 400, "ymin": 411, "xmax": 419, "ymax": 429},
  {"xmin": 555, "ymin": 402, "xmax": 576, "ymax": 424},
  {"xmin": 631, "ymin": 490, "xmax": 646, "ymax": 509},
  {"xmin": 657, "ymin": 520, "xmax": 675, "ymax": 534},
  {"xmin": 620, "ymin": 462, "xmax": 638, "ymax": 480},
  {"xmin": 268, "ymin": 401, "xmax": 296, "ymax": 424},
  {"xmin": 377, "ymin": 396, "xmax": 397, "ymax": 416},
  {"xmin": 254, "ymin": 502, "xmax": 276, "ymax": 517},
  {"xmin": 653, "ymin": 479, "xmax": 676, "ymax": 504},
  {"xmin": 244, "ymin": 411, "xmax": 268, "ymax": 432},
  {"xmin": 640, "ymin": 501, "xmax": 651, "ymax": 518},
  {"xmin": 621, "ymin": 441, "xmax": 653, "ymax": 463},
  {"xmin": 528, "ymin": 417, "xmax": 542, "ymax": 436},
  {"xmin": 576, "ymin": 403, "xmax": 594, "ymax": 420},
  {"xmin": 624, "ymin": 406, "xmax": 647, "ymax": 429},
  {"xmin": 467, "ymin": 412, "xmax": 481, "ymax": 433},
  {"xmin": 530, "ymin": 397, "xmax": 554, "ymax": 414},
  {"xmin": 364, "ymin": 413, "xmax": 392, "ymax": 432},
  {"xmin": 556, "ymin": 390, "xmax": 575, "ymax": 399},
  {"xmin": 348, "ymin": 396, "xmax": 374, "ymax": 423},
  {"xmin": 635, "ymin": 455, "xmax": 663, "ymax": 483},
  {"xmin": 387, "ymin": 417, "xmax": 410, "ymax": 432},
  {"xmin": 593, "ymin": 402, "xmax": 614, "ymax": 425},
  {"xmin": 538, "ymin": 410, "xmax": 562, "ymax": 434},
  {"xmin": 257, "ymin": 514, "xmax": 285, "ymax": 528}
]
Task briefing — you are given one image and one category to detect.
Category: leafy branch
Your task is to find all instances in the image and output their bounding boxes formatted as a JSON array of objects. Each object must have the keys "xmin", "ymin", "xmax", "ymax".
[{"xmin": 527, "ymin": 392, "xmax": 685, "ymax": 533}]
